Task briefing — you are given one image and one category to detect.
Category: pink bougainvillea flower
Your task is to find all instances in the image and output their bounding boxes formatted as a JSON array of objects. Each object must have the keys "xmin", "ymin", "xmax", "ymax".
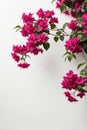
[
  {"xmin": 37, "ymin": 19, "xmax": 48, "ymax": 31},
  {"xmin": 64, "ymin": 91, "xmax": 78, "ymax": 102},
  {"xmin": 36, "ymin": 8, "xmax": 45, "ymax": 18},
  {"xmin": 68, "ymin": 20, "xmax": 77, "ymax": 30},
  {"xmin": 65, "ymin": 37, "xmax": 82, "ymax": 53},
  {"xmin": 64, "ymin": 10, "xmax": 69, "ymax": 15},
  {"xmin": 22, "ymin": 13, "xmax": 35, "ymax": 23},
  {"xmin": 11, "ymin": 53, "xmax": 20, "ymax": 62},
  {"xmin": 77, "ymin": 92, "xmax": 85, "ymax": 98},
  {"xmin": 37, "ymin": 33, "xmax": 49, "ymax": 44},
  {"xmin": 62, "ymin": 70, "xmax": 79, "ymax": 90},
  {"xmin": 45, "ymin": 10, "xmax": 55, "ymax": 18},
  {"xmin": 21, "ymin": 23, "xmax": 36, "ymax": 36},
  {"xmin": 62, "ymin": 70, "xmax": 87, "ymax": 90},
  {"xmin": 18, "ymin": 63, "xmax": 30, "ymax": 68},
  {"xmin": 83, "ymin": 29, "xmax": 87, "ymax": 35},
  {"xmin": 75, "ymin": 2, "xmax": 81, "ymax": 11},
  {"xmin": 49, "ymin": 17, "xmax": 58, "ymax": 24}
]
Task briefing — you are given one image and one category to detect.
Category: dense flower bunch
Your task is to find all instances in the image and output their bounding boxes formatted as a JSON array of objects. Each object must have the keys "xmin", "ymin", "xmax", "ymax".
[
  {"xmin": 62, "ymin": 70, "xmax": 87, "ymax": 102},
  {"xmin": 12, "ymin": 9, "xmax": 58, "ymax": 68},
  {"xmin": 55, "ymin": 0, "xmax": 87, "ymax": 17},
  {"xmin": 12, "ymin": 0, "xmax": 87, "ymax": 102},
  {"xmin": 53, "ymin": 0, "xmax": 87, "ymax": 102}
]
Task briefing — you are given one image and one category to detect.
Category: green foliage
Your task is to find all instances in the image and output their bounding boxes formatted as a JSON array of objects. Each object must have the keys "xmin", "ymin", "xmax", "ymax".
[
  {"xmin": 51, "ymin": 0, "xmax": 55, "ymax": 3},
  {"xmin": 62, "ymin": 22, "xmax": 68, "ymax": 30},
  {"xmin": 77, "ymin": 62, "xmax": 86, "ymax": 70},
  {"xmin": 60, "ymin": 4, "xmax": 66, "ymax": 13},
  {"xmin": 50, "ymin": 23, "xmax": 56, "ymax": 29},
  {"xmin": 54, "ymin": 36, "xmax": 59, "ymax": 42},
  {"xmin": 56, "ymin": 31, "xmax": 61, "ymax": 36},
  {"xmin": 82, "ymin": 3, "xmax": 87, "ymax": 11},
  {"xmin": 63, "ymin": 51, "xmax": 76, "ymax": 62},
  {"xmin": 77, "ymin": 85, "xmax": 87, "ymax": 92},
  {"xmin": 80, "ymin": 40, "xmax": 87, "ymax": 53},
  {"xmin": 78, "ymin": 34, "xmax": 87, "ymax": 41},
  {"xmin": 80, "ymin": 67, "xmax": 87, "ymax": 77},
  {"xmin": 14, "ymin": 25, "xmax": 21, "ymax": 32},
  {"xmin": 76, "ymin": 11, "xmax": 82, "ymax": 18},
  {"xmin": 43, "ymin": 42, "xmax": 50, "ymax": 51},
  {"xmin": 60, "ymin": 35, "xmax": 64, "ymax": 41},
  {"xmin": 64, "ymin": 1, "xmax": 72, "ymax": 8}
]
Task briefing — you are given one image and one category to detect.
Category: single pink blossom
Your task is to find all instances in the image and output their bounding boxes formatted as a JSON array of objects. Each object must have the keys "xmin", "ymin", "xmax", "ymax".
[
  {"xmin": 36, "ymin": 8, "xmax": 45, "ymax": 18},
  {"xmin": 18, "ymin": 63, "xmax": 30, "ymax": 68},
  {"xmin": 64, "ymin": 91, "xmax": 78, "ymax": 102},
  {"xmin": 65, "ymin": 37, "xmax": 82, "ymax": 53},
  {"xmin": 22, "ymin": 13, "xmax": 35, "ymax": 23},
  {"xmin": 11, "ymin": 53, "xmax": 20, "ymax": 62},
  {"xmin": 68, "ymin": 20, "xmax": 77, "ymax": 30},
  {"xmin": 37, "ymin": 19, "xmax": 48, "ymax": 31},
  {"xmin": 77, "ymin": 92, "xmax": 85, "ymax": 98}
]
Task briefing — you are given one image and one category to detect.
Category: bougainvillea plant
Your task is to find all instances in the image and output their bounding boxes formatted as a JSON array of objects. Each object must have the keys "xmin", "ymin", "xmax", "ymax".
[{"xmin": 11, "ymin": 0, "xmax": 87, "ymax": 102}]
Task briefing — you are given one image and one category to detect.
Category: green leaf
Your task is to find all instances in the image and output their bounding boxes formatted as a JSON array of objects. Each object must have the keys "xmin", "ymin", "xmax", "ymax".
[
  {"xmin": 62, "ymin": 22, "xmax": 68, "ymax": 30},
  {"xmin": 14, "ymin": 25, "xmax": 21, "ymax": 32},
  {"xmin": 78, "ymin": 33, "xmax": 87, "ymax": 41},
  {"xmin": 77, "ymin": 62, "xmax": 86, "ymax": 70},
  {"xmin": 72, "ymin": 54, "xmax": 76, "ymax": 59},
  {"xmin": 63, "ymin": 51, "xmax": 70, "ymax": 57},
  {"xmin": 80, "ymin": 67, "xmax": 87, "ymax": 77},
  {"xmin": 54, "ymin": 37, "xmax": 59, "ymax": 42},
  {"xmin": 56, "ymin": 31, "xmax": 61, "ymax": 36},
  {"xmin": 52, "ymin": 0, "xmax": 55, "ymax": 3},
  {"xmin": 50, "ymin": 23, "xmax": 56, "ymax": 29},
  {"xmin": 80, "ymin": 40, "xmax": 87, "ymax": 53},
  {"xmin": 43, "ymin": 30, "xmax": 49, "ymax": 34},
  {"xmin": 60, "ymin": 5, "xmax": 66, "ymax": 13},
  {"xmin": 43, "ymin": 42, "xmax": 50, "ymax": 51},
  {"xmin": 76, "ymin": 11, "xmax": 82, "ymax": 18},
  {"xmin": 83, "ymin": 3, "xmax": 87, "ymax": 11},
  {"xmin": 70, "ymin": 30, "xmax": 78, "ymax": 38},
  {"xmin": 68, "ymin": 55, "xmax": 72, "ymax": 61},
  {"xmin": 77, "ymin": 85, "xmax": 87, "ymax": 92},
  {"xmin": 64, "ymin": 1, "xmax": 72, "ymax": 7},
  {"xmin": 60, "ymin": 35, "xmax": 64, "ymax": 41},
  {"xmin": 63, "ymin": 51, "xmax": 76, "ymax": 61}
]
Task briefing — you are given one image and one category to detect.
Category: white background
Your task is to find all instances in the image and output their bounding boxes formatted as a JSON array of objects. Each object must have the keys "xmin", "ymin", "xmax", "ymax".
[{"xmin": 0, "ymin": 0, "xmax": 87, "ymax": 130}]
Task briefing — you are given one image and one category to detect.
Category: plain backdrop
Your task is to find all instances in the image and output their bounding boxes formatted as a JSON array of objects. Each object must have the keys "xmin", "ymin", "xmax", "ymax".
[{"xmin": 0, "ymin": 0, "xmax": 87, "ymax": 130}]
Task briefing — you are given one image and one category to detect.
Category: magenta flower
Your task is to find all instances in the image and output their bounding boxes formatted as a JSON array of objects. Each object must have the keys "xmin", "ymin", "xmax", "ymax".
[
  {"xmin": 75, "ymin": 2, "xmax": 81, "ymax": 11},
  {"xmin": 77, "ymin": 92, "xmax": 85, "ymax": 98},
  {"xmin": 49, "ymin": 17, "xmax": 58, "ymax": 24},
  {"xmin": 64, "ymin": 91, "xmax": 78, "ymax": 102},
  {"xmin": 62, "ymin": 70, "xmax": 87, "ymax": 90},
  {"xmin": 68, "ymin": 20, "xmax": 77, "ymax": 30},
  {"xmin": 36, "ymin": 8, "xmax": 45, "ymax": 18},
  {"xmin": 83, "ymin": 29, "xmax": 87, "ymax": 35},
  {"xmin": 45, "ymin": 10, "xmax": 54, "ymax": 18},
  {"xmin": 18, "ymin": 63, "xmax": 30, "ymax": 68},
  {"xmin": 65, "ymin": 37, "xmax": 82, "ymax": 53},
  {"xmin": 11, "ymin": 53, "xmax": 20, "ymax": 62},
  {"xmin": 37, "ymin": 19, "xmax": 48, "ymax": 31},
  {"xmin": 37, "ymin": 34, "xmax": 49, "ymax": 44},
  {"xmin": 22, "ymin": 13, "xmax": 35, "ymax": 23},
  {"xmin": 62, "ymin": 70, "xmax": 79, "ymax": 90},
  {"xmin": 21, "ymin": 23, "xmax": 36, "ymax": 36}
]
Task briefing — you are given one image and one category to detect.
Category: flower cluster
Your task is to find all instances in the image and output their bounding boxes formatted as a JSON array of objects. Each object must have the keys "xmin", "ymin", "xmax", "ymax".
[
  {"xmin": 62, "ymin": 70, "xmax": 87, "ymax": 102},
  {"xmin": 53, "ymin": 0, "xmax": 87, "ymax": 102},
  {"xmin": 12, "ymin": 8, "xmax": 58, "ymax": 68},
  {"xmin": 65, "ymin": 37, "xmax": 82, "ymax": 53},
  {"xmin": 12, "ymin": 0, "xmax": 87, "ymax": 102},
  {"xmin": 55, "ymin": 0, "xmax": 86, "ymax": 17}
]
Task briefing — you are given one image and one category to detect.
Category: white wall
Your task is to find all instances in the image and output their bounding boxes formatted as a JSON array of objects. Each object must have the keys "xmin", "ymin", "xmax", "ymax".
[{"xmin": 0, "ymin": 0, "xmax": 87, "ymax": 130}]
